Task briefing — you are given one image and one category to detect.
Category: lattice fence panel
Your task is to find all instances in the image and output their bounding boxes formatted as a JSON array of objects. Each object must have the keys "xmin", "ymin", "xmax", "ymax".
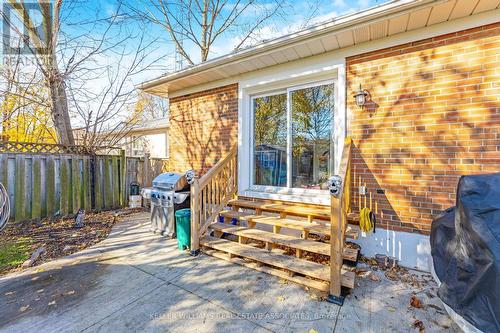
[{"xmin": 0, "ymin": 141, "xmax": 116, "ymax": 155}]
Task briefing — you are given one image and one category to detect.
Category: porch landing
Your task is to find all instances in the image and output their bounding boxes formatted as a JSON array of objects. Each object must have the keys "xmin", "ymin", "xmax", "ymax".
[{"xmin": 0, "ymin": 212, "xmax": 459, "ymax": 332}]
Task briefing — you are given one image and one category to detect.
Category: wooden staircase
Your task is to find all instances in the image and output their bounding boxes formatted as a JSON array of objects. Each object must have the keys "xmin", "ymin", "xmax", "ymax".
[
  {"xmin": 199, "ymin": 199, "xmax": 358, "ymax": 292},
  {"xmin": 190, "ymin": 138, "xmax": 356, "ymax": 302}
]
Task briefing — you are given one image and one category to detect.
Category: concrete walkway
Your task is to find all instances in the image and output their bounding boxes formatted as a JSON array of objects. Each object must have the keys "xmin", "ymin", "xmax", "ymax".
[{"xmin": 0, "ymin": 212, "xmax": 459, "ymax": 333}]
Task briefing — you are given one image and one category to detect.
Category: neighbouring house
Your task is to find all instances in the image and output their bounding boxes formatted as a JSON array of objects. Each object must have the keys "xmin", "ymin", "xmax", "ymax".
[
  {"xmin": 119, "ymin": 117, "xmax": 169, "ymax": 158},
  {"xmin": 74, "ymin": 117, "xmax": 169, "ymax": 158},
  {"xmin": 138, "ymin": 0, "xmax": 499, "ymax": 273}
]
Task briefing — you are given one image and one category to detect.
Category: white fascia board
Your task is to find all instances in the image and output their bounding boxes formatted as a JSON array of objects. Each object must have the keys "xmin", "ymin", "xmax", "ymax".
[
  {"xmin": 168, "ymin": 8, "xmax": 499, "ymax": 99},
  {"xmin": 137, "ymin": 0, "xmax": 438, "ymax": 92}
]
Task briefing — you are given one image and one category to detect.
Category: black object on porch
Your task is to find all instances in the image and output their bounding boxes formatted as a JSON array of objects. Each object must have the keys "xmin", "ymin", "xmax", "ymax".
[{"xmin": 431, "ymin": 173, "xmax": 500, "ymax": 333}]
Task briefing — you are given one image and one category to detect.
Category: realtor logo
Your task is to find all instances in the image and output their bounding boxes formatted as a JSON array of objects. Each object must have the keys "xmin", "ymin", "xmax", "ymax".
[{"xmin": 2, "ymin": 1, "xmax": 52, "ymax": 55}]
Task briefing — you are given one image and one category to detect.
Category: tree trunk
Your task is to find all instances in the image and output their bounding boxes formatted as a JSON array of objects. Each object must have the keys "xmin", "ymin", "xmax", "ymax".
[{"xmin": 48, "ymin": 76, "xmax": 75, "ymax": 146}]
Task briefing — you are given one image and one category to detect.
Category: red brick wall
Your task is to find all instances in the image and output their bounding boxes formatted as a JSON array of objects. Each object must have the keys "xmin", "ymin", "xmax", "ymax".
[
  {"xmin": 168, "ymin": 83, "xmax": 238, "ymax": 175},
  {"xmin": 347, "ymin": 23, "xmax": 500, "ymax": 235}
]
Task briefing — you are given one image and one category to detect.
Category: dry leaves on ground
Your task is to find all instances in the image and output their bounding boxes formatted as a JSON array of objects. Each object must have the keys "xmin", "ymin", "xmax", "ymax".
[
  {"xmin": 413, "ymin": 319, "xmax": 425, "ymax": 333},
  {"xmin": 410, "ymin": 295, "xmax": 423, "ymax": 308},
  {"xmin": 0, "ymin": 208, "xmax": 144, "ymax": 275}
]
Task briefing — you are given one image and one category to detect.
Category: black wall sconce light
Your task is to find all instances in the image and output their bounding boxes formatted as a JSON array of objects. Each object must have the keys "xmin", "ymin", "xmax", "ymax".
[{"xmin": 353, "ymin": 84, "xmax": 368, "ymax": 108}]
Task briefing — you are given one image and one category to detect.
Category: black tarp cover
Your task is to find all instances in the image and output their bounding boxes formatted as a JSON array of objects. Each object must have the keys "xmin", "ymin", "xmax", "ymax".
[{"xmin": 431, "ymin": 173, "xmax": 500, "ymax": 332}]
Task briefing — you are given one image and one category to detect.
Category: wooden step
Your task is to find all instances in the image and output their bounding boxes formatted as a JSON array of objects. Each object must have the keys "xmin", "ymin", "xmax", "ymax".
[
  {"xmin": 210, "ymin": 223, "xmax": 358, "ymax": 261},
  {"xmin": 220, "ymin": 210, "xmax": 359, "ymax": 240},
  {"xmin": 200, "ymin": 236, "xmax": 355, "ymax": 289},
  {"xmin": 204, "ymin": 249, "xmax": 330, "ymax": 292},
  {"xmin": 228, "ymin": 199, "xmax": 331, "ymax": 220}
]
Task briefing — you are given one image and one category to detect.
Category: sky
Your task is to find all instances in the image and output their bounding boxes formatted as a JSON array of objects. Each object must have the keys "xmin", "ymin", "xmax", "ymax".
[
  {"xmin": 2, "ymin": 0, "xmax": 389, "ymax": 85},
  {"xmin": 0, "ymin": 0, "xmax": 389, "ymax": 128},
  {"xmin": 97, "ymin": 0, "xmax": 389, "ymax": 82}
]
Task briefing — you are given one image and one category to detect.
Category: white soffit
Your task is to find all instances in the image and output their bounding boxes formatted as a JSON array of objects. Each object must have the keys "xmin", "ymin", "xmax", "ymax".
[{"xmin": 139, "ymin": 0, "xmax": 500, "ymax": 97}]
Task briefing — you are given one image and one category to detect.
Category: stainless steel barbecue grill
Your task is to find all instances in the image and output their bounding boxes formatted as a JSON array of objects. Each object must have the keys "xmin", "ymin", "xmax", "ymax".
[{"xmin": 145, "ymin": 172, "xmax": 191, "ymax": 237}]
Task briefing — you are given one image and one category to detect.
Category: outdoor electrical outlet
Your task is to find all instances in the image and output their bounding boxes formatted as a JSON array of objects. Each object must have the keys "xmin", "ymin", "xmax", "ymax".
[{"xmin": 359, "ymin": 185, "xmax": 366, "ymax": 195}]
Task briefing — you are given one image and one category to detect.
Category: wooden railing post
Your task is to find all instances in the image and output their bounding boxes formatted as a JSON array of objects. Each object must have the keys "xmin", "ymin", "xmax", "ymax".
[
  {"xmin": 190, "ymin": 177, "xmax": 200, "ymax": 256},
  {"xmin": 327, "ymin": 137, "xmax": 352, "ymax": 306},
  {"xmin": 188, "ymin": 145, "xmax": 238, "ymax": 256},
  {"xmin": 328, "ymin": 184, "xmax": 343, "ymax": 305}
]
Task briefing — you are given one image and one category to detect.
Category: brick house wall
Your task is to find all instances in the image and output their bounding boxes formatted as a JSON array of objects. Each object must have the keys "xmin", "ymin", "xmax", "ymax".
[
  {"xmin": 347, "ymin": 23, "xmax": 500, "ymax": 235},
  {"xmin": 168, "ymin": 83, "xmax": 238, "ymax": 175}
]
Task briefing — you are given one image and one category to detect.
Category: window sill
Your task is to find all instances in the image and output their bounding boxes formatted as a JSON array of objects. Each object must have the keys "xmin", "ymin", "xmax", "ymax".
[{"xmin": 240, "ymin": 189, "xmax": 330, "ymax": 206}]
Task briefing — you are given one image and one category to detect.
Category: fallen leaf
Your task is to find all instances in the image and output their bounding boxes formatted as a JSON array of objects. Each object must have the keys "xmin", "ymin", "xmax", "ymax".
[
  {"xmin": 385, "ymin": 270, "xmax": 399, "ymax": 281},
  {"xmin": 277, "ymin": 296, "xmax": 285, "ymax": 302},
  {"xmin": 309, "ymin": 329, "xmax": 318, "ymax": 333},
  {"xmin": 410, "ymin": 295, "xmax": 422, "ymax": 308},
  {"xmin": 48, "ymin": 301, "xmax": 56, "ymax": 306},
  {"xmin": 386, "ymin": 306, "xmax": 396, "ymax": 312},
  {"xmin": 369, "ymin": 274, "xmax": 381, "ymax": 282},
  {"xmin": 356, "ymin": 268, "xmax": 367, "ymax": 274},
  {"xmin": 4, "ymin": 291, "xmax": 15, "ymax": 296},
  {"xmin": 413, "ymin": 319, "xmax": 425, "ymax": 333},
  {"xmin": 19, "ymin": 305, "xmax": 30, "ymax": 312}
]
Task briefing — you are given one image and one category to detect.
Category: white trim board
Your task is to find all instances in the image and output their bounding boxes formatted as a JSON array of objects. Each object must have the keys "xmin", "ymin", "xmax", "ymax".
[
  {"xmin": 238, "ymin": 64, "xmax": 346, "ymax": 201},
  {"xmin": 167, "ymin": 8, "xmax": 499, "ymax": 99},
  {"xmin": 354, "ymin": 229, "xmax": 432, "ymax": 272},
  {"xmin": 240, "ymin": 189, "xmax": 331, "ymax": 205}
]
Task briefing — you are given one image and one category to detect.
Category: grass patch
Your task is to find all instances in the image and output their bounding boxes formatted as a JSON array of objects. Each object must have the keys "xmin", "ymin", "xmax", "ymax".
[{"xmin": 0, "ymin": 237, "xmax": 31, "ymax": 272}]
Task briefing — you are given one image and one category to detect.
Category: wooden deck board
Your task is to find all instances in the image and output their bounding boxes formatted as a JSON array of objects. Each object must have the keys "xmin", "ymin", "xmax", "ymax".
[
  {"xmin": 219, "ymin": 210, "xmax": 359, "ymax": 240},
  {"xmin": 209, "ymin": 223, "xmax": 358, "ymax": 261},
  {"xmin": 228, "ymin": 199, "xmax": 330, "ymax": 219},
  {"xmin": 203, "ymin": 249, "xmax": 330, "ymax": 292},
  {"xmin": 200, "ymin": 236, "xmax": 355, "ymax": 288}
]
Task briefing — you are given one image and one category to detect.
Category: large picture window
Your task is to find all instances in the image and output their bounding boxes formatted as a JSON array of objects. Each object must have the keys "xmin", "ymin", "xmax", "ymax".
[
  {"xmin": 253, "ymin": 93, "xmax": 287, "ymax": 187},
  {"xmin": 252, "ymin": 82, "xmax": 334, "ymax": 191}
]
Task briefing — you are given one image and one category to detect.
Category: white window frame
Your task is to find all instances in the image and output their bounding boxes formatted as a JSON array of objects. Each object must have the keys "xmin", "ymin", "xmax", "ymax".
[
  {"xmin": 249, "ymin": 79, "xmax": 337, "ymax": 196},
  {"xmin": 238, "ymin": 62, "xmax": 346, "ymax": 204}
]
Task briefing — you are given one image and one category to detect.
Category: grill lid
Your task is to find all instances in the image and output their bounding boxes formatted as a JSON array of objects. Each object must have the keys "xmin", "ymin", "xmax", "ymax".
[{"xmin": 152, "ymin": 172, "xmax": 187, "ymax": 191}]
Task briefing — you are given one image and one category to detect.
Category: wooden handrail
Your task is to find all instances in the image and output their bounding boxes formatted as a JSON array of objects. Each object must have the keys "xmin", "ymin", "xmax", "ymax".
[
  {"xmin": 198, "ymin": 145, "xmax": 238, "ymax": 188},
  {"xmin": 190, "ymin": 145, "xmax": 238, "ymax": 254},
  {"xmin": 329, "ymin": 137, "xmax": 353, "ymax": 302}
]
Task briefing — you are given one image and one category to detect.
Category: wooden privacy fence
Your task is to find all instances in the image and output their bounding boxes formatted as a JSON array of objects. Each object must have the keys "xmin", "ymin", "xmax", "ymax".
[
  {"xmin": 125, "ymin": 155, "xmax": 170, "ymax": 196},
  {"xmin": 0, "ymin": 151, "xmax": 170, "ymax": 223}
]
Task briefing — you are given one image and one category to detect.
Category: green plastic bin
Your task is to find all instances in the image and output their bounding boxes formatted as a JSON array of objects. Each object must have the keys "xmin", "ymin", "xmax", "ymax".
[{"xmin": 175, "ymin": 208, "xmax": 191, "ymax": 251}]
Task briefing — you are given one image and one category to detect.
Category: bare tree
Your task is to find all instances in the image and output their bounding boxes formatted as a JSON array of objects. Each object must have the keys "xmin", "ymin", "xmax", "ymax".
[
  {"xmin": 129, "ymin": 0, "xmax": 289, "ymax": 65},
  {"xmin": 135, "ymin": 92, "xmax": 169, "ymax": 119},
  {"xmin": 71, "ymin": 33, "xmax": 168, "ymax": 152},
  {"xmin": 2, "ymin": 1, "xmax": 167, "ymax": 148},
  {"xmin": 2, "ymin": 1, "xmax": 76, "ymax": 145},
  {"xmin": 0, "ymin": 42, "xmax": 54, "ymax": 142}
]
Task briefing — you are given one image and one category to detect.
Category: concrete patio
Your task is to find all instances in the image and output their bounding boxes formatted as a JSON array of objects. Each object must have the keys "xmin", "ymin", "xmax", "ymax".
[{"xmin": 0, "ymin": 212, "xmax": 459, "ymax": 333}]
